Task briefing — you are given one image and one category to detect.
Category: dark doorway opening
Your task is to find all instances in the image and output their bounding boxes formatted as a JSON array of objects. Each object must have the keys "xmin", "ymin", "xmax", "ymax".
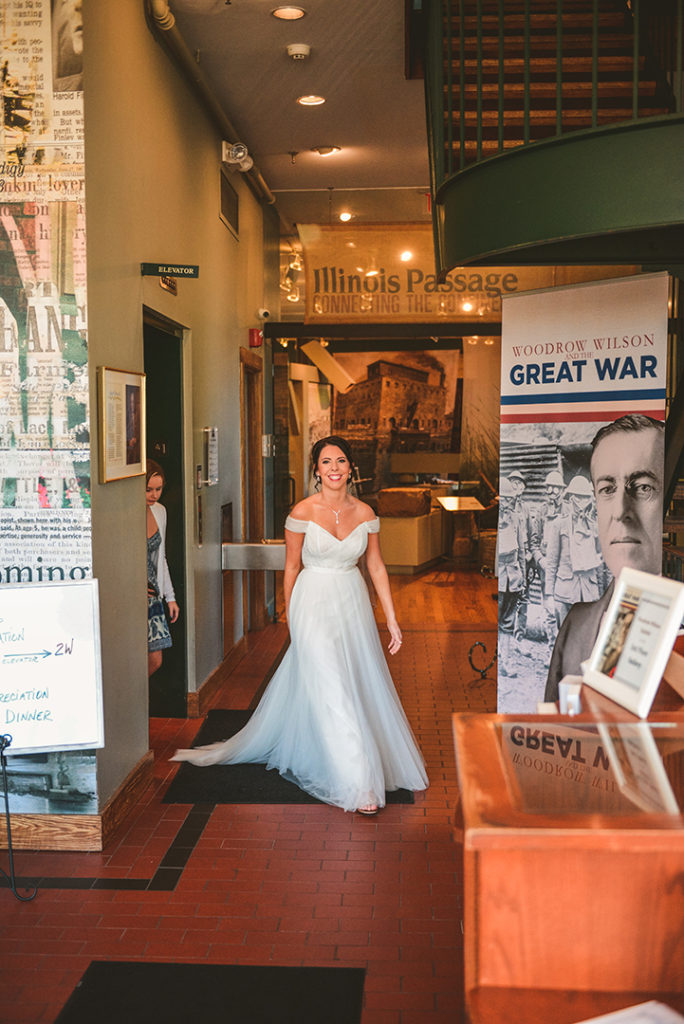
[{"xmin": 144, "ymin": 317, "xmax": 187, "ymax": 717}]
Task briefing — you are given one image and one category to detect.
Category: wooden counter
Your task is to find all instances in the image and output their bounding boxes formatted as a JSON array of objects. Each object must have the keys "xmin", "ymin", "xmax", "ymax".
[
  {"xmin": 466, "ymin": 987, "xmax": 684, "ymax": 1024},
  {"xmin": 452, "ymin": 713, "xmax": 684, "ymax": 1006}
]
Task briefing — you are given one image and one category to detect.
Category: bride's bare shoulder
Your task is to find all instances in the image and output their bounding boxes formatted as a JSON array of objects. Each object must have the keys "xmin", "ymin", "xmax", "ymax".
[
  {"xmin": 289, "ymin": 497, "xmax": 316, "ymax": 521},
  {"xmin": 354, "ymin": 498, "xmax": 377, "ymax": 523}
]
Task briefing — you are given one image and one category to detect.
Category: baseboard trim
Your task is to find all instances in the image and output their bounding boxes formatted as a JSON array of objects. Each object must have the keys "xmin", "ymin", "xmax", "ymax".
[
  {"xmin": 186, "ymin": 636, "xmax": 248, "ymax": 718},
  {"xmin": 0, "ymin": 750, "xmax": 155, "ymax": 852},
  {"xmin": 100, "ymin": 749, "xmax": 155, "ymax": 847}
]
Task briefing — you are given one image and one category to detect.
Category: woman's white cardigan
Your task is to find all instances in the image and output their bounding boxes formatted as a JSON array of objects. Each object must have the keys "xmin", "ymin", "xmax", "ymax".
[{"xmin": 150, "ymin": 502, "xmax": 176, "ymax": 602}]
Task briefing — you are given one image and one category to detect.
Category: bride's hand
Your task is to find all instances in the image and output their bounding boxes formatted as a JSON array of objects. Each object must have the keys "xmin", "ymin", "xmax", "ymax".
[{"xmin": 387, "ymin": 621, "xmax": 402, "ymax": 656}]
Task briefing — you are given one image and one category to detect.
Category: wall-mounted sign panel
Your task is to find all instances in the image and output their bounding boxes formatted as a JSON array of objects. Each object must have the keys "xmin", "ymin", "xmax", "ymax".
[
  {"xmin": 299, "ymin": 223, "xmax": 638, "ymax": 324},
  {"xmin": 140, "ymin": 263, "xmax": 199, "ymax": 278},
  {"xmin": 203, "ymin": 427, "xmax": 219, "ymax": 486}
]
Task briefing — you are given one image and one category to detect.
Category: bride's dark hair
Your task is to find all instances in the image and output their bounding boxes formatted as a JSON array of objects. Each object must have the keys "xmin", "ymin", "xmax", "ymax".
[{"xmin": 311, "ymin": 435, "xmax": 355, "ymax": 476}]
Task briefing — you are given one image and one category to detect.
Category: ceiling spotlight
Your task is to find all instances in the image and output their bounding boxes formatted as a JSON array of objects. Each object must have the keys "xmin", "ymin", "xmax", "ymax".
[
  {"xmin": 400, "ymin": 250, "xmax": 413, "ymax": 262},
  {"xmin": 223, "ymin": 141, "xmax": 247, "ymax": 162},
  {"xmin": 312, "ymin": 146, "xmax": 340, "ymax": 157},
  {"xmin": 339, "ymin": 211, "xmax": 352, "ymax": 223},
  {"xmin": 297, "ymin": 94, "xmax": 325, "ymax": 106},
  {"xmin": 272, "ymin": 6, "xmax": 306, "ymax": 19},
  {"xmin": 222, "ymin": 141, "xmax": 253, "ymax": 172}
]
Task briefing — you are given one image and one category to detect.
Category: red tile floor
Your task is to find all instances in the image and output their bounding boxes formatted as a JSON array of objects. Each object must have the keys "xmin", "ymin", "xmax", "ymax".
[{"xmin": 0, "ymin": 568, "xmax": 498, "ymax": 1024}]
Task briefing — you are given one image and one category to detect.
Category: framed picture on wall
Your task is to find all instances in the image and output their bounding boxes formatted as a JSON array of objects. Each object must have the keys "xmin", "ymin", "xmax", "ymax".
[{"xmin": 97, "ymin": 367, "xmax": 147, "ymax": 482}]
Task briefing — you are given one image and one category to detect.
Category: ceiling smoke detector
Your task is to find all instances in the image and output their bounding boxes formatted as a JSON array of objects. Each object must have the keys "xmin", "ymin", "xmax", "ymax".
[{"xmin": 287, "ymin": 42, "xmax": 310, "ymax": 60}]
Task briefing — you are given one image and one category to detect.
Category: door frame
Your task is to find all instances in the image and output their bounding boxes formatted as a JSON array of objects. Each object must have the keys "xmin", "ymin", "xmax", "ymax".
[
  {"xmin": 240, "ymin": 347, "xmax": 267, "ymax": 631},
  {"xmin": 143, "ymin": 308, "xmax": 191, "ymax": 715}
]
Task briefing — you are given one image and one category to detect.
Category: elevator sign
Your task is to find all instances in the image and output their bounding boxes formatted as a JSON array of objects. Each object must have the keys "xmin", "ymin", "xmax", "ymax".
[{"xmin": 140, "ymin": 263, "xmax": 199, "ymax": 278}]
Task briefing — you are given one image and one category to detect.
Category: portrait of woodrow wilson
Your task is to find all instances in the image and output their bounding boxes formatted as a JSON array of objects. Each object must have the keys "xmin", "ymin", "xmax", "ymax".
[{"xmin": 544, "ymin": 413, "xmax": 665, "ymax": 701}]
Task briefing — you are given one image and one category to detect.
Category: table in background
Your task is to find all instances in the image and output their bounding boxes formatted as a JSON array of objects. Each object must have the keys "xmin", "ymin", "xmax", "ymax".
[{"xmin": 436, "ymin": 495, "xmax": 485, "ymax": 566}]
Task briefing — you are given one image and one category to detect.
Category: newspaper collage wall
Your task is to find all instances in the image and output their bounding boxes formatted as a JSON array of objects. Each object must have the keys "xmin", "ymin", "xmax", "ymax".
[{"xmin": 1, "ymin": 0, "xmax": 96, "ymax": 811}]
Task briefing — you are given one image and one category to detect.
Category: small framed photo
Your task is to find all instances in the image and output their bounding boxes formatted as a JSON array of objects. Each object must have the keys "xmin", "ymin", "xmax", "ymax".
[
  {"xmin": 97, "ymin": 367, "xmax": 146, "ymax": 483},
  {"xmin": 583, "ymin": 567, "xmax": 684, "ymax": 718}
]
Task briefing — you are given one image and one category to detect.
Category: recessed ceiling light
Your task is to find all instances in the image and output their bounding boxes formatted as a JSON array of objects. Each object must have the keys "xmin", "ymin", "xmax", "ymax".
[
  {"xmin": 297, "ymin": 94, "xmax": 325, "ymax": 106},
  {"xmin": 312, "ymin": 146, "xmax": 340, "ymax": 157},
  {"xmin": 339, "ymin": 211, "xmax": 352, "ymax": 222},
  {"xmin": 272, "ymin": 6, "xmax": 306, "ymax": 20}
]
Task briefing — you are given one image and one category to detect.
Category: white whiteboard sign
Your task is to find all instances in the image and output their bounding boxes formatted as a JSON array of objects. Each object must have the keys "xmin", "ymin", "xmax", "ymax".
[{"xmin": 0, "ymin": 579, "xmax": 104, "ymax": 755}]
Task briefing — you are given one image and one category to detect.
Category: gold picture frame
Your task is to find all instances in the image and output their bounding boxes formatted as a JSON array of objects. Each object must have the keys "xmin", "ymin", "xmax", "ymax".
[{"xmin": 97, "ymin": 366, "xmax": 147, "ymax": 483}]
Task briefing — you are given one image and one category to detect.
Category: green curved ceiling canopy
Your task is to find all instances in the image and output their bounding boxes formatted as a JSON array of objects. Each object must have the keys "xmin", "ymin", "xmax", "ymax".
[{"xmin": 436, "ymin": 117, "xmax": 684, "ymax": 270}]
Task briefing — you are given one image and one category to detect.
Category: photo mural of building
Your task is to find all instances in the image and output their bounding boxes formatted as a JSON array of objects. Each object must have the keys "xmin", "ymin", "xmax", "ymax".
[
  {"xmin": 0, "ymin": 0, "xmax": 96, "ymax": 813},
  {"xmin": 332, "ymin": 352, "xmax": 460, "ymax": 490}
]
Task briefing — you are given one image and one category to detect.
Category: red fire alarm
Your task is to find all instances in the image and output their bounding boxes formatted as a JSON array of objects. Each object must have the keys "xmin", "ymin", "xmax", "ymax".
[{"xmin": 248, "ymin": 328, "xmax": 263, "ymax": 348}]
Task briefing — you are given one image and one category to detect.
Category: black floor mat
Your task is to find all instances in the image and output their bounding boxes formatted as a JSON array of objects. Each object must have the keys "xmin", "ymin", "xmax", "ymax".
[
  {"xmin": 55, "ymin": 961, "xmax": 366, "ymax": 1024},
  {"xmin": 162, "ymin": 709, "xmax": 414, "ymax": 806}
]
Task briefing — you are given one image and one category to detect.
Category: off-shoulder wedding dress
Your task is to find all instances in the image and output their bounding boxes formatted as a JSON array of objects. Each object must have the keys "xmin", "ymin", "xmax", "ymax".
[{"xmin": 171, "ymin": 515, "xmax": 428, "ymax": 811}]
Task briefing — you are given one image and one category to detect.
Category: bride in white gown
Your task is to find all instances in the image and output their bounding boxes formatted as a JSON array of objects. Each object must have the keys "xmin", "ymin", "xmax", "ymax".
[{"xmin": 171, "ymin": 436, "xmax": 428, "ymax": 815}]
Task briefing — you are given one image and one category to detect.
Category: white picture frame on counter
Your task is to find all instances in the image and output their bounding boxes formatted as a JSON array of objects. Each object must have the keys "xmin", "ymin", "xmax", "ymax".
[{"xmin": 583, "ymin": 568, "xmax": 684, "ymax": 719}]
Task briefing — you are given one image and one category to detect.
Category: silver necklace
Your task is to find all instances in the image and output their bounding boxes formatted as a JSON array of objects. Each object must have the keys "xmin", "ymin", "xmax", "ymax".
[{"xmin": 324, "ymin": 501, "xmax": 346, "ymax": 525}]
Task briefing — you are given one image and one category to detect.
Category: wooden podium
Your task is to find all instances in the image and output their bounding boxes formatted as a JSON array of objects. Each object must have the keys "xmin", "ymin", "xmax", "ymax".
[{"xmin": 452, "ymin": 709, "xmax": 684, "ymax": 1021}]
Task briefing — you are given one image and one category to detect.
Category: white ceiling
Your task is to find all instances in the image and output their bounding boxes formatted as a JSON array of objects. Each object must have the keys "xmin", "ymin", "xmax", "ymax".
[{"xmin": 170, "ymin": 0, "xmax": 432, "ymax": 232}]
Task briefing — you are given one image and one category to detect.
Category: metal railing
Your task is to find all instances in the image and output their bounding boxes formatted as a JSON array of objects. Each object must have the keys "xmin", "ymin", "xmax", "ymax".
[
  {"xmin": 425, "ymin": 0, "xmax": 684, "ymax": 188},
  {"xmin": 638, "ymin": 0, "xmax": 684, "ymax": 113}
]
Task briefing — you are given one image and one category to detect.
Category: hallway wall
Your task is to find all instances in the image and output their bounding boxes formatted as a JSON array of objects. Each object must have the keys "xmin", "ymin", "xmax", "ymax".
[{"xmin": 83, "ymin": 0, "xmax": 276, "ymax": 805}]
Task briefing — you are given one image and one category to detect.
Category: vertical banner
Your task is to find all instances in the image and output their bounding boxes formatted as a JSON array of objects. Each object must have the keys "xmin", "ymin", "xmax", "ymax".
[
  {"xmin": 0, "ymin": 0, "xmax": 96, "ymax": 811},
  {"xmin": 497, "ymin": 273, "xmax": 668, "ymax": 713}
]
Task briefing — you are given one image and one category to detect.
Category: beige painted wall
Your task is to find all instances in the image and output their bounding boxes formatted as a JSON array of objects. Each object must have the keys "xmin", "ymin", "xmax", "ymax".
[{"xmin": 83, "ymin": 0, "xmax": 276, "ymax": 805}]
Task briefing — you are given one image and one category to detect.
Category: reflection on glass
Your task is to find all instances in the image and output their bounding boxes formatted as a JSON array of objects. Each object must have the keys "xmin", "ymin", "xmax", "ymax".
[{"xmin": 497, "ymin": 722, "xmax": 683, "ymax": 816}]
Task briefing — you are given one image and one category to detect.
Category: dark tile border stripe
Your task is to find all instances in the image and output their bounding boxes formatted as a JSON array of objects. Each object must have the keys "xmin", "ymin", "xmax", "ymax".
[{"xmin": 0, "ymin": 804, "xmax": 215, "ymax": 893}]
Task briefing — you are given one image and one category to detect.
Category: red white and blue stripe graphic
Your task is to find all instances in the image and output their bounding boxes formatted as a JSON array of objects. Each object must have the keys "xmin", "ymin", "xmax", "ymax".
[{"xmin": 500, "ymin": 387, "xmax": 666, "ymax": 424}]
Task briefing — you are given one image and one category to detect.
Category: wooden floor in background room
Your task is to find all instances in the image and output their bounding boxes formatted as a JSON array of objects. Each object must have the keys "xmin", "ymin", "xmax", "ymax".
[{"xmin": 1, "ymin": 566, "xmax": 498, "ymax": 1024}]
